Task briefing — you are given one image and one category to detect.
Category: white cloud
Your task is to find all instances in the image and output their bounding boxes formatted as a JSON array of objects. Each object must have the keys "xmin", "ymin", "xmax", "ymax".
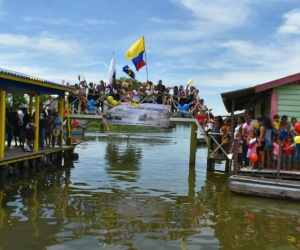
[
  {"xmin": 278, "ymin": 8, "xmax": 300, "ymax": 34},
  {"xmin": 0, "ymin": 33, "xmax": 80, "ymax": 55},
  {"xmin": 172, "ymin": 0, "xmax": 250, "ymax": 26},
  {"xmin": 23, "ymin": 17, "xmax": 117, "ymax": 27},
  {"xmin": 149, "ymin": 18, "xmax": 177, "ymax": 24}
]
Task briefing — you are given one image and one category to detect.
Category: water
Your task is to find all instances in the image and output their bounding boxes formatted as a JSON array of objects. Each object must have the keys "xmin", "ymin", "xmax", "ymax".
[{"xmin": 0, "ymin": 125, "xmax": 300, "ymax": 249}]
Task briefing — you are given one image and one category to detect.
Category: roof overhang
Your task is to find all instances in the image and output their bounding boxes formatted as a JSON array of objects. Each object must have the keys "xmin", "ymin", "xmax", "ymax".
[
  {"xmin": 221, "ymin": 87, "xmax": 270, "ymax": 113},
  {"xmin": 221, "ymin": 72, "xmax": 300, "ymax": 113},
  {"xmin": 0, "ymin": 69, "xmax": 75, "ymax": 96}
]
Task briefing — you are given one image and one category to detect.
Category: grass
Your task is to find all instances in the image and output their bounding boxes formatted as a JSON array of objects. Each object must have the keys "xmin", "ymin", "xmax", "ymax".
[{"xmin": 86, "ymin": 121, "xmax": 173, "ymax": 133}]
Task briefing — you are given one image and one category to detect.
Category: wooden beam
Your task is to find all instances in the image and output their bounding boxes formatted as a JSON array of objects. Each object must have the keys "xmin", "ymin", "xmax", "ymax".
[
  {"xmin": 255, "ymin": 72, "xmax": 300, "ymax": 93},
  {"xmin": 34, "ymin": 95, "xmax": 40, "ymax": 152},
  {"xmin": 0, "ymin": 88, "xmax": 6, "ymax": 158}
]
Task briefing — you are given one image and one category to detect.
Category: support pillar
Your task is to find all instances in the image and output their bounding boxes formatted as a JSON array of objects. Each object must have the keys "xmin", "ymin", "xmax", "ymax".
[
  {"xmin": 58, "ymin": 96, "xmax": 64, "ymax": 118},
  {"xmin": 29, "ymin": 92, "xmax": 34, "ymax": 115},
  {"xmin": 0, "ymin": 88, "xmax": 6, "ymax": 158},
  {"xmin": 189, "ymin": 122, "xmax": 197, "ymax": 164},
  {"xmin": 270, "ymin": 92, "xmax": 278, "ymax": 123},
  {"xmin": 34, "ymin": 95, "xmax": 40, "ymax": 152}
]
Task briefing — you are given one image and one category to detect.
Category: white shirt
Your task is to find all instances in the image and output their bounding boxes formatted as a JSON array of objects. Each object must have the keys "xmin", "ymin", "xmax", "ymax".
[{"xmin": 132, "ymin": 90, "xmax": 140, "ymax": 103}]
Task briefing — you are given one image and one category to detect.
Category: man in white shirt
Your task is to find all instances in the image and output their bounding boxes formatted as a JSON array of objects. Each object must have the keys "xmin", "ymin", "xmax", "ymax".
[{"xmin": 199, "ymin": 99, "xmax": 208, "ymax": 113}]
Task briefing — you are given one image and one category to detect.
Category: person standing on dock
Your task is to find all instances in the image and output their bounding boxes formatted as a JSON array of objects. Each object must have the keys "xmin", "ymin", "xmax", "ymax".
[
  {"xmin": 5, "ymin": 107, "xmax": 15, "ymax": 149},
  {"xmin": 33, "ymin": 104, "xmax": 47, "ymax": 150},
  {"xmin": 51, "ymin": 112, "xmax": 62, "ymax": 148},
  {"xmin": 21, "ymin": 108, "xmax": 30, "ymax": 148},
  {"xmin": 256, "ymin": 117, "xmax": 266, "ymax": 170},
  {"xmin": 263, "ymin": 117, "xmax": 273, "ymax": 169},
  {"xmin": 291, "ymin": 118, "xmax": 300, "ymax": 170},
  {"xmin": 242, "ymin": 116, "xmax": 254, "ymax": 167},
  {"xmin": 44, "ymin": 95, "xmax": 56, "ymax": 112}
]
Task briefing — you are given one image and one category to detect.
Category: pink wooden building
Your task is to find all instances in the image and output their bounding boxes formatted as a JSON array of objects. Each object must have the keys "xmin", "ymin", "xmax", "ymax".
[{"xmin": 221, "ymin": 72, "xmax": 300, "ymax": 121}]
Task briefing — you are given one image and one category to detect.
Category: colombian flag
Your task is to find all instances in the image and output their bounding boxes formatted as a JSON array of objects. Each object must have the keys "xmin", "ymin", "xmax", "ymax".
[
  {"xmin": 125, "ymin": 37, "xmax": 146, "ymax": 71},
  {"xmin": 249, "ymin": 138, "xmax": 258, "ymax": 148}
]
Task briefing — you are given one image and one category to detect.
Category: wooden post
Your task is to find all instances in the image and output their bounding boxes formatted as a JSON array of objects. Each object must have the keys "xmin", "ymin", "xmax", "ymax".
[
  {"xmin": 66, "ymin": 118, "xmax": 71, "ymax": 145},
  {"xmin": 206, "ymin": 134, "xmax": 215, "ymax": 171},
  {"xmin": 276, "ymin": 141, "xmax": 282, "ymax": 179},
  {"xmin": 233, "ymin": 138, "xmax": 239, "ymax": 175},
  {"xmin": 29, "ymin": 92, "xmax": 34, "ymax": 115},
  {"xmin": 34, "ymin": 95, "xmax": 40, "ymax": 152},
  {"xmin": 58, "ymin": 96, "xmax": 64, "ymax": 117},
  {"xmin": 230, "ymin": 98, "xmax": 235, "ymax": 146},
  {"xmin": 189, "ymin": 122, "xmax": 197, "ymax": 164},
  {"xmin": 188, "ymin": 166, "xmax": 195, "ymax": 205},
  {"xmin": 0, "ymin": 88, "xmax": 6, "ymax": 158}
]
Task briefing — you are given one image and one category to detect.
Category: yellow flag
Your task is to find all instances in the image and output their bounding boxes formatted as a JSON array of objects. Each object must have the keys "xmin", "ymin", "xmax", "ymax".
[{"xmin": 126, "ymin": 37, "xmax": 145, "ymax": 59}]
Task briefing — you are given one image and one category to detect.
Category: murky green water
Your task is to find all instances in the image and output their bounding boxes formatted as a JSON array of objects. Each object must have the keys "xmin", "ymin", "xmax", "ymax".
[{"xmin": 0, "ymin": 125, "xmax": 300, "ymax": 250}]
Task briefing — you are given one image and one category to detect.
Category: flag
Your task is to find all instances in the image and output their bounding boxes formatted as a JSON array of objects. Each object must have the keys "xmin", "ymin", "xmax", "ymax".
[
  {"xmin": 129, "ymin": 91, "xmax": 135, "ymax": 97},
  {"xmin": 108, "ymin": 53, "xmax": 116, "ymax": 85},
  {"xmin": 122, "ymin": 65, "xmax": 135, "ymax": 79},
  {"xmin": 125, "ymin": 37, "xmax": 146, "ymax": 71},
  {"xmin": 124, "ymin": 96, "xmax": 131, "ymax": 103},
  {"xmin": 249, "ymin": 138, "xmax": 258, "ymax": 148}
]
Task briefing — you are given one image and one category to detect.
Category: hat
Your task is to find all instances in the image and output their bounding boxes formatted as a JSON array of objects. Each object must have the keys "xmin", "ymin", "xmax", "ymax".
[{"xmin": 122, "ymin": 82, "xmax": 128, "ymax": 88}]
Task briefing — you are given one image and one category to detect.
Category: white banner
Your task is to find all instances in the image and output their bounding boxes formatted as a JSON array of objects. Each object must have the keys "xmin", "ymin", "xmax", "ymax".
[{"xmin": 104, "ymin": 103, "xmax": 171, "ymax": 128}]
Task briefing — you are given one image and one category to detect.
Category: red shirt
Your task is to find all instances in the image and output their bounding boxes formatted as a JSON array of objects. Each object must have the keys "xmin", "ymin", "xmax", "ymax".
[{"xmin": 283, "ymin": 142, "xmax": 293, "ymax": 156}]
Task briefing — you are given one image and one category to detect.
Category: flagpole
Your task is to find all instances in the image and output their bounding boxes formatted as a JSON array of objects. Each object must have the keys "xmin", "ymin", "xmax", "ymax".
[{"xmin": 143, "ymin": 36, "xmax": 149, "ymax": 81}]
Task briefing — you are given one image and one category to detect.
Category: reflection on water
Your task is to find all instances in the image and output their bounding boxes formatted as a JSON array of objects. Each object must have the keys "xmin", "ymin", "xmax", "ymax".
[{"xmin": 0, "ymin": 126, "xmax": 300, "ymax": 249}]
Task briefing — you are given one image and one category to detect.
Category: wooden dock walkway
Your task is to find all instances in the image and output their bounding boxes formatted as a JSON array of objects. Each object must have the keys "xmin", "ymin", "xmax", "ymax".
[
  {"xmin": 229, "ymin": 174, "xmax": 300, "ymax": 200},
  {"xmin": 236, "ymin": 168, "xmax": 300, "ymax": 180},
  {"xmin": 0, "ymin": 146, "xmax": 76, "ymax": 166}
]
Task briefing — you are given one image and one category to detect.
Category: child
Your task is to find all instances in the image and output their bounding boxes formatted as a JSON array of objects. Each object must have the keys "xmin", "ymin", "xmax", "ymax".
[
  {"xmin": 230, "ymin": 132, "xmax": 243, "ymax": 169},
  {"xmin": 24, "ymin": 116, "xmax": 36, "ymax": 152},
  {"xmin": 272, "ymin": 137, "xmax": 281, "ymax": 169},
  {"xmin": 272, "ymin": 114, "xmax": 280, "ymax": 141},
  {"xmin": 220, "ymin": 118, "xmax": 231, "ymax": 154},
  {"xmin": 282, "ymin": 135, "xmax": 294, "ymax": 171},
  {"xmin": 247, "ymin": 130, "xmax": 257, "ymax": 169}
]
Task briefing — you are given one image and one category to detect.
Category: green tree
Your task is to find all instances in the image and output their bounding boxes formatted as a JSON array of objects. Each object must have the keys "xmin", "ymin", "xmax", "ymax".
[
  {"xmin": 116, "ymin": 77, "xmax": 140, "ymax": 89},
  {"xmin": 6, "ymin": 94, "xmax": 28, "ymax": 110}
]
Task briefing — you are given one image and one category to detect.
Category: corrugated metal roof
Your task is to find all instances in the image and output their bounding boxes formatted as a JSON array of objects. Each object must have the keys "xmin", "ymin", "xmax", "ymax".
[{"xmin": 0, "ymin": 68, "xmax": 74, "ymax": 89}]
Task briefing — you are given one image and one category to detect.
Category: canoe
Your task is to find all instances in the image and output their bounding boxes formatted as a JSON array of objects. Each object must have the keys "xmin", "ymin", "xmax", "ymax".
[
  {"xmin": 229, "ymin": 175, "xmax": 300, "ymax": 201},
  {"xmin": 63, "ymin": 126, "xmax": 86, "ymax": 136}
]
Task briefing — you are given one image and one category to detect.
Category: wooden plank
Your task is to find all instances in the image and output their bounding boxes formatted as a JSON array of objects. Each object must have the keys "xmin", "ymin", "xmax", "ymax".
[
  {"xmin": 277, "ymin": 106, "xmax": 300, "ymax": 112},
  {"xmin": 275, "ymin": 84, "xmax": 300, "ymax": 91},
  {"xmin": 229, "ymin": 175, "xmax": 300, "ymax": 200},
  {"xmin": 277, "ymin": 99, "xmax": 300, "ymax": 106},
  {"xmin": 0, "ymin": 146, "xmax": 75, "ymax": 166}
]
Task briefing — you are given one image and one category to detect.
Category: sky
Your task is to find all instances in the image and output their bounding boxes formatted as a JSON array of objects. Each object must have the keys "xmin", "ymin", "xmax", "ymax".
[{"xmin": 1, "ymin": 0, "xmax": 300, "ymax": 115}]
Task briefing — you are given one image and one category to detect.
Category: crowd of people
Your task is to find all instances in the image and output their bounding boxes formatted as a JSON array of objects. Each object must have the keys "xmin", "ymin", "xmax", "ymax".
[
  {"xmin": 5, "ymin": 102, "xmax": 63, "ymax": 152},
  {"xmin": 66, "ymin": 79, "xmax": 206, "ymax": 115},
  {"xmin": 206, "ymin": 112, "xmax": 300, "ymax": 171}
]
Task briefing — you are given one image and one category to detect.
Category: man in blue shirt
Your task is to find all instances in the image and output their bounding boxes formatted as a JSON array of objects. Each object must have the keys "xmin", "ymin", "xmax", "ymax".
[{"xmin": 51, "ymin": 112, "xmax": 63, "ymax": 148}]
